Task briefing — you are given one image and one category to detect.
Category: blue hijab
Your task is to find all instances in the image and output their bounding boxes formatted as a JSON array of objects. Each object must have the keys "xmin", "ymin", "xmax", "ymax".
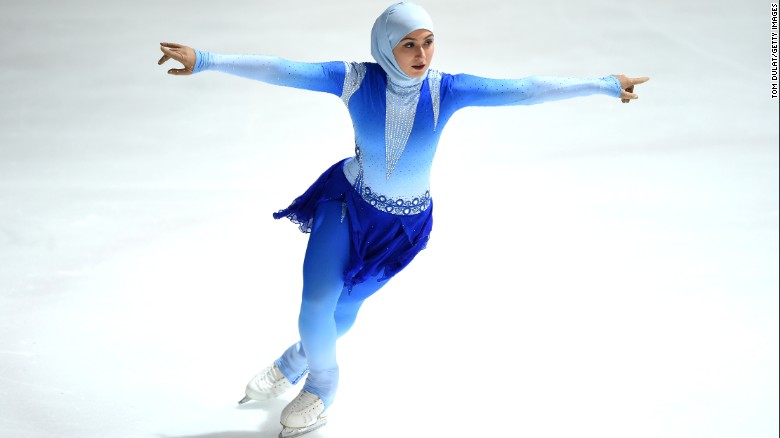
[{"xmin": 370, "ymin": 2, "xmax": 434, "ymax": 86}]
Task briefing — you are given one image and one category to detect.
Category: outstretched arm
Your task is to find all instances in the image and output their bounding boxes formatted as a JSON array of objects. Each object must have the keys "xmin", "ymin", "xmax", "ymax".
[
  {"xmin": 448, "ymin": 73, "xmax": 649, "ymax": 109},
  {"xmin": 157, "ymin": 42, "xmax": 346, "ymax": 95}
]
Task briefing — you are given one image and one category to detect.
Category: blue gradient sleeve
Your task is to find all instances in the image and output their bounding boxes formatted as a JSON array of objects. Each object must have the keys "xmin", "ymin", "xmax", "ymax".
[
  {"xmin": 192, "ymin": 50, "xmax": 346, "ymax": 96},
  {"xmin": 449, "ymin": 74, "xmax": 622, "ymax": 108}
]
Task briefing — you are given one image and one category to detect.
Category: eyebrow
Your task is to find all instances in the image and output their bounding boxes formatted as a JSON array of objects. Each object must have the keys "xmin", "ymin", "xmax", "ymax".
[{"xmin": 401, "ymin": 33, "xmax": 435, "ymax": 42}]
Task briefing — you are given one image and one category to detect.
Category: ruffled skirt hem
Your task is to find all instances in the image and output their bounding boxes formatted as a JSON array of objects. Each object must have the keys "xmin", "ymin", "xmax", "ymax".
[{"xmin": 273, "ymin": 159, "xmax": 433, "ymax": 291}]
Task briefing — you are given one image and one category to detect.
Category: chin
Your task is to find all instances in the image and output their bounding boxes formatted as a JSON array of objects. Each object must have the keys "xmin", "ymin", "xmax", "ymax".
[{"xmin": 406, "ymin": 68, "xmax": 428, "ymax": 78}]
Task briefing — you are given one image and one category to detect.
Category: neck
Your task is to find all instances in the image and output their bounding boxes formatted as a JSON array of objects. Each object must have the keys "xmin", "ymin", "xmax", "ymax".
[{"xmin": 386, "ymin": 70, "xmax": 427, "ymax": 87}]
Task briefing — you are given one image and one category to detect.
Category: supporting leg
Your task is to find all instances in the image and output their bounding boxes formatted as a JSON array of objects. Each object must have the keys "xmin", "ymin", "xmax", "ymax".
[{"xmin": 296, "ymin": 201, "xmax": 352, "ymax": 408}]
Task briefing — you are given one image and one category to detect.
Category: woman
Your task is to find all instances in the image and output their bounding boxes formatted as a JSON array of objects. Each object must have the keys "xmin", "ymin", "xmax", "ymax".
[{"xmin": 157, "ymin": 2, "xmax": 648, "ymax": 437}]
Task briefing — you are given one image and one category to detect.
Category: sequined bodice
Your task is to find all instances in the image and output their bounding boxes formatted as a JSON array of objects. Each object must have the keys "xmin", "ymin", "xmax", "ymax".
[{"xmin": 340, "ymin": 62, "xmax": 445, "ymax": 215}]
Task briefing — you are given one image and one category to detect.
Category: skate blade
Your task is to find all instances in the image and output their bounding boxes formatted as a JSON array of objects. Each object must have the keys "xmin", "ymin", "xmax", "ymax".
[
  {"xmin": 278, "ymin": 417, "xmax": 328, "ymax": 438},
  {"xmin": 237, "ymin": 395, "xmax": 252, "ymax": 405}
]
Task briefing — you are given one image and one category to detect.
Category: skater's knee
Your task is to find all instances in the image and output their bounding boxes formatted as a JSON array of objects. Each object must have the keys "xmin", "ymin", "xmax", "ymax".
[
  {"xmin": 300, "ymin": 293, "xmax": 339, "ymax": 317},
  {"xmin": 334, "ymin": 299, "xmax": 362, "ymax": 320}
]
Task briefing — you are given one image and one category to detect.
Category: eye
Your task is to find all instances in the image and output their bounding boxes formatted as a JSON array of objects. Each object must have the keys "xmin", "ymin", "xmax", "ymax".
[
  {"xmin": 424, "ymin": 39, "xmax": 434, "ymax": 46},
  {"xmin": 404, "ymin": 42, "xmax": 415, "ymax": 48}
]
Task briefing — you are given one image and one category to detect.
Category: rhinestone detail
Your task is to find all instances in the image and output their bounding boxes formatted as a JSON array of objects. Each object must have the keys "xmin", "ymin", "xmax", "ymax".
[
  {"xmin": 427, "ymin": 69, "xmax": 442, "ymax": 131},
  {"xmin": 341, "ymin": 62, "xmax": 366, "ymax": 107},
  {"xmin": 384, "ymin": 80, "xmax": 422, "ymax": 180},
  {"xmin": 360, "ymin": 186, "xmax": 431, "ymax": 216}
]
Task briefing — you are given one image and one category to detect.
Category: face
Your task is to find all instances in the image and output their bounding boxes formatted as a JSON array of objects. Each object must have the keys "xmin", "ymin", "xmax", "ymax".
[{"xmin": 392, "ymin": 29, "xmax": 435, "ymax": 78}]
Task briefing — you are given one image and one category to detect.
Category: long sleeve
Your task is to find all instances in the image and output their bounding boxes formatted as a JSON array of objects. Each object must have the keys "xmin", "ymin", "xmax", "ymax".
[
  {"xmin": 192, "ymin": 50, "xmax": 347, "ymax": 96},
  {"xmin": 447, "ymin": 73, "xmax": 622, "ymax": 109}
]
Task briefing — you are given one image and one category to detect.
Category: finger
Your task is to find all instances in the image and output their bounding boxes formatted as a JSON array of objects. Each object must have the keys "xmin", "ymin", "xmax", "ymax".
[
  {"xmin": 621, "ymin": 91, "xmax": 639, "ymax": 100},
  {"xmin": 630, "ymin": 76, "xmax": 650, "ymax": 85},
  {"xmin": 160, "ymin": 46, "xmax": 181, "ymax": 61},
  {"xmin": 160, "ymin": 42, "xmax": 184, "ymax": 48},
  {"xmin": 168, "ymin": 68, "xmax": 191, "ymax": 76},
  {"xmin": 157, "ymin": 54, "xmax": 170, "ymax": 65}
]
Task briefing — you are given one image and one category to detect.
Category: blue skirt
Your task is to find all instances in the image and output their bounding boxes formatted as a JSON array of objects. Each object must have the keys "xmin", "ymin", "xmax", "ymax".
[{"xmin": 273, "ymin": 159, "xmax": 433, "ymax": 291}]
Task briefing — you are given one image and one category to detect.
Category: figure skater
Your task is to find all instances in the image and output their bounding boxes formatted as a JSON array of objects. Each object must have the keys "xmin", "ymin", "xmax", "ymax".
[{"xmin": 157, "ymin": 2, "xmax": 648, "ymax": 437}]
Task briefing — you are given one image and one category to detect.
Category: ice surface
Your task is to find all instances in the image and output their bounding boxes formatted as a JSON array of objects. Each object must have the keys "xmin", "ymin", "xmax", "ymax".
[{"xmin": 1, "ymin": 1, "xmax": 777, "ymax": 437}]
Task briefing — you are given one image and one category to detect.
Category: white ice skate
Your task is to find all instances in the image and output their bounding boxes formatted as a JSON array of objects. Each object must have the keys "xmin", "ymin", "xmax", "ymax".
[
  {"xmin": 278, "ymin": 390, "xmax": 328, "ymax": 438},
  {"xmin": 237, "ymin": 363, "xmax": 294, "ymax": 405}
]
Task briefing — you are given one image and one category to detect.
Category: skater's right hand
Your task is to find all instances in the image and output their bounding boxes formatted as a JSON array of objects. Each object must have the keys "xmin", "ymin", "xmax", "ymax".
[{"xmin": 158, "ymin": 42, "xmax": 196, "ymax": 75}]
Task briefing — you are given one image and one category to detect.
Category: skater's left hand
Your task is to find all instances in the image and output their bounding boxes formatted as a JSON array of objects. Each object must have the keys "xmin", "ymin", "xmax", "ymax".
[
  {"xmin": 158, "ymin": 42, "xmax": 196, "ymax": 75},
  {"xmin": 611, "ymin": 75, "xmax": 650, "ymax": 103}
]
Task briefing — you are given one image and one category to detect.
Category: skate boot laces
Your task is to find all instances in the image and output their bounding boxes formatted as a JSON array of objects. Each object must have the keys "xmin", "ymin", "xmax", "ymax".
[
  {"xmin": 280, "ymin": 390, "xmax": 327, "ymax": 428},
  {"xmin": 239, "ymin": 364, "xmax": 293, "ymax": 404}
]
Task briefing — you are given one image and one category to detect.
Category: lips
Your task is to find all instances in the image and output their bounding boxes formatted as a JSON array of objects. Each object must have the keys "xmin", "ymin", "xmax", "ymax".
[{"xmin": 412, "ymin": 64, "xmax": 426, "ymax": 70}]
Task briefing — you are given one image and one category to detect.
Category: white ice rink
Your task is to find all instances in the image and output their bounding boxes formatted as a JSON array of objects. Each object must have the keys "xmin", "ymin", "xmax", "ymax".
[{"xmin": 1, "ymin": 1, "xmax": 778, "ymax": 437}]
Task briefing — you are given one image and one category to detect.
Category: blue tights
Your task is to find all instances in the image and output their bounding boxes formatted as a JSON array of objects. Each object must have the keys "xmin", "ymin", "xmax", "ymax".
[{"xmin": 274, "ymin": 201, "xmax": 389, "ymax": 409}]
